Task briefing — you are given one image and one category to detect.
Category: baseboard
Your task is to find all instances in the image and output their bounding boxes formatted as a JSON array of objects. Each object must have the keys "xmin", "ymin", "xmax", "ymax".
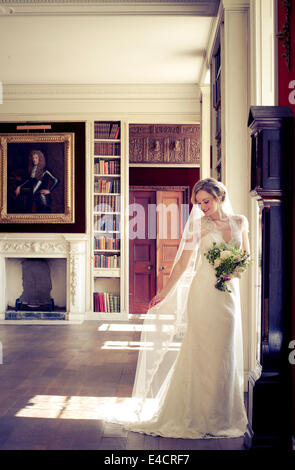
[
  {"xmin": 0, "ymin": 319, "xmax": 83, "ymax": 325},
  {"xmin": 5, "ymin": 310, "xmax": 66, "ymax": 321}
]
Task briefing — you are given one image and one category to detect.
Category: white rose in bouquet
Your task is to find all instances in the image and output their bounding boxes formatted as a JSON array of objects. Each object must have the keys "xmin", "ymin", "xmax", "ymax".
[
  {"xmin": 204, "ymin": 242, "xmax": 252, "ymax": 292},
  {"xmin": 232, "ymin": 266, "xmax": 246, "ymax": 278},
  {"xmin": 214, "ymin": 258, "xmax": 222, "ymax": 267},
  {"xmin": 232, "ymin": 272, "xmax": 241, "ymax": 279},
  {"xmin": 236, "ymin": 266, "xmax": 246, "ymax": 273},
  {"xmin": 220, "ymin": 250, "xmax": 233, "ymax": 260}
]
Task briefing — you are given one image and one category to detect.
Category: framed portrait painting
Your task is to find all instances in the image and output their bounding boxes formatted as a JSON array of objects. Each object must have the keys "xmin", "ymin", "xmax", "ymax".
[{"xmin": 0, "ymin": 133, "xmax": 75, "ymax": 224}]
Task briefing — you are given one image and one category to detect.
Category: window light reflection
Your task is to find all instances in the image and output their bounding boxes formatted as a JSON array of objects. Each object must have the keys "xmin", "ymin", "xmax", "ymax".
[
  {"xmin": 15, "ymin": 395, "xmax": 134, "ymax": 420},
  {"xmin": 101, "ymin": 341, "xmax": 154, "ymax": 350},
  {"xmin": 15, "ymin": 395, "xmax": 157, "ymax": 422},
  {"xmin": 128, "ymin": 314, "xmax": 176, "ymax": 321},
  {"xmin": 101, "ymin": 341, "xmax": 181, "ymax": 351},
  {"xmin": 98, "ymin": 323, "xmax": 173, "ymax": 334},
  {"xmin": 140, "ymin": 314, "xmax": 176, "ymax": 321},
  {"xmin": 98, "ymin": 323, "xmax": 156, "ymax": 332}
]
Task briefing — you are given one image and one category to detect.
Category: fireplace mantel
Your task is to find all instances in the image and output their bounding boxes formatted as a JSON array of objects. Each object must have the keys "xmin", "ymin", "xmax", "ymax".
[{"xmin": 0, "ymin": 233, "xmax": 88, "ymax": 321}]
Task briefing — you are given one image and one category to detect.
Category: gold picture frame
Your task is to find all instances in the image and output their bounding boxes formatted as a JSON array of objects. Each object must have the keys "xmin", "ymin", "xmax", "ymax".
[{"xmin": 0, "ymin": 133, "xmax": 75, "ymax": 224}]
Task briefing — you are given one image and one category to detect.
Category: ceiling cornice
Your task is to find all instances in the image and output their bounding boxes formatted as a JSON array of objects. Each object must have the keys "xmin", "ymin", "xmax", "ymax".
[{"xmin": 0, "ymin": 0, "xmax": 220, "ymax": 16}]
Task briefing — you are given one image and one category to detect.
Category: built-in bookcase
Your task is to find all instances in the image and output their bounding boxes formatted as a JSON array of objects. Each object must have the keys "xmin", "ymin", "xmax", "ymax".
[
  {"xmin": 91, "ymin": 120, "xmax": 125, "ymax": 319},
  {"xmin": 210, "ymin": 35, "xmax": 223, "ymax": 181}
]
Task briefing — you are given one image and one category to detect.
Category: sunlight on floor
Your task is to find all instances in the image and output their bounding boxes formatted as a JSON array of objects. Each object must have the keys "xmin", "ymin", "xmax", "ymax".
[
  {"xmin": 15, "ymin": 395, "xmax": 109, "ymax": 419},
  {"xmin": 14, "ymin": 395, "xmax": 132, "ymax": 420},
  {"xmin": 98, "ymin": 318, "xmax": 179, "ymax": 336},
  {"xmin": 101, "ymin": 340, "xmax": 181, "ymax": 351},
  {"xmin": 14, "ymin": 395, "xmax": 156, "ymax": 422},
  {"xmin": 129, "ymin": 314, "xmax": 176, "ymax": 321},
  {"xmin": 101, "ymin": 341, "xmax": 154, "ymax": 350},
  {"xmin": 98, "ymin": 323, "xmax": 156, "ymax": 332}
]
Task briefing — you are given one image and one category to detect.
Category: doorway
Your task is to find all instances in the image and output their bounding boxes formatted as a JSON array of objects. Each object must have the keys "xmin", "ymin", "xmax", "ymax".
[{"xmin": 129, "ymin": 186, "xmax": 189, "ymax": 313}]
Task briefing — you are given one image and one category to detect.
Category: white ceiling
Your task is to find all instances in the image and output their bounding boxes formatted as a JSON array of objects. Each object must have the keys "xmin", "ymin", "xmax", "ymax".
[{"xmin": 0, "ymin": 1, "xmax": 219, "ymax": 85}]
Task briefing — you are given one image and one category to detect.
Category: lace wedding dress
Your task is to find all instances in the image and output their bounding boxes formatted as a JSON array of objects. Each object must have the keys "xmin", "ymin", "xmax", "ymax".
[{"xmin": 104, "ymin": 213, "xmax": 249, "ymax": 439}]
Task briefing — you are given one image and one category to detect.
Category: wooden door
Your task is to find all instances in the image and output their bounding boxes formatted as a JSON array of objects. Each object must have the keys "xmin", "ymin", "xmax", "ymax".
[
  {"xmin": 129, "ymin": 187, "xmax": 187, "ymax": 313},
  {"xmin": 156, "ymin": 191, "xmax": 184, "ymax": 292},
  {"xmin": 129, "ymin": 190, "xmax": 156, "ymax": 313}
]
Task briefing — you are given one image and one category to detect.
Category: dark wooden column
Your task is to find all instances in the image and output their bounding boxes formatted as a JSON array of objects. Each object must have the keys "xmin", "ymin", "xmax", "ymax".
[{"xmin": 248, "ymin": 106, "xmax": 293, "ymax": 449}]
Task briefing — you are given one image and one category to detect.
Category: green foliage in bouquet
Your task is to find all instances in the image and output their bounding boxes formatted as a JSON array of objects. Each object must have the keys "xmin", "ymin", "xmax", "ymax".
[{"xmin": 204, "ymin": 242, "xmax": 251, "ymax": 292}]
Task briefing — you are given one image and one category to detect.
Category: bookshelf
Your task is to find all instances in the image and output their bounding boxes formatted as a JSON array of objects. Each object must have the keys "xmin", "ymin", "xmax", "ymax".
[
  {"xmin": 91, "ymin": 120, "xmax": 125, "ymax": 320},
  {"xmin": 210, "ymin": 38, "xmax": 223, "ymax": 181}
]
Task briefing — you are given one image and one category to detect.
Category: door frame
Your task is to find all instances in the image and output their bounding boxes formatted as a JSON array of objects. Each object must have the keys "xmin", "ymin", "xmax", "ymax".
[
  {"xmin": 130, "ymin": 186, "xmax": 189, "ymax": 203},
  {"xmin": 129, "ymin": 185, "xmax": 190, "ymax": 313}
]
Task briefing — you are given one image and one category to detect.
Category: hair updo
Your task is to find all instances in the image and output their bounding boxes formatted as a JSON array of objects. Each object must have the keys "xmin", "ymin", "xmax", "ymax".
[{"xmin": 191, "ymin": 178, "xmax": 226, "ymax": 205}]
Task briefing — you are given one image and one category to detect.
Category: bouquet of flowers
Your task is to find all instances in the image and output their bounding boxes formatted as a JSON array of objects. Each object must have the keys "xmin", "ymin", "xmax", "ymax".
[{"xmin": 204, "ymin": 242, "xmax": 251, "ymax": 292}]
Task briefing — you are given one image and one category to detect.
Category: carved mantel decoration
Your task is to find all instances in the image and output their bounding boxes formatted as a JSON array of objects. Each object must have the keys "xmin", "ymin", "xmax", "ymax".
[
  {"xmin": 129, "ymin": 124, "xmax": 200, "ymax": 165},
  {"xmin": 0, "ymin": 234, "xmax": 87, "ymax": 321},
  {"xmin": 277, "ymin": 0, "xmax": 292, "ymax": 71}
]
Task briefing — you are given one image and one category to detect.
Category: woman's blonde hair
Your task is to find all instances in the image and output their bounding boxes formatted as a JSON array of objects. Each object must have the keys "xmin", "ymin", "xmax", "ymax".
[{"xmin": 191, "ymin": 177, "xmax": 226, "ymax": 205}]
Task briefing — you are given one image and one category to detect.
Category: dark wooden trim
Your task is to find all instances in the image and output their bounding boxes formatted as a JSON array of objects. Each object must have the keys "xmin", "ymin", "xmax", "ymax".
[{"xmin": 248, "ymin": 106, "xmax": 294, "ymax": 449}]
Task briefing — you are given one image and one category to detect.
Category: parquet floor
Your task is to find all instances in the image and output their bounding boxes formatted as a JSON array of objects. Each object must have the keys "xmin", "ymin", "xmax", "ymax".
[{"xmin": 0, "ymin": 316, "xmax": 247, "ymax": 451}]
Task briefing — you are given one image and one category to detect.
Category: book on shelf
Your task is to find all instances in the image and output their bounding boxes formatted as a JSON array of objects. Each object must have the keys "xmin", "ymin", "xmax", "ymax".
[
  {"xmin": 94, "ymin": 159, "xmax": 120, "ymax": 175},
  {"xmin": 215, "ymin": 106, "xmax": 221, "ymax": 136},
  {"xmin": 215, "ymin": 47, "xmax": 221, "ymax": 77},
  {"xmin": 93, "ymin": 292, "xmax": 120, "ymax": 313},
  {"xmin": 94, "ymin": 179, "xmax": 120, "ymax": 194},
  {"xmin": 213, "ymin": 75, "xmax": 221, "ymax": 109},
  {"xmin": 216, "ymin": 162, "xmax": 222, "ymax": 182},
  {"xmin": 94, "ymin": 235, "xmax": 120, "ymax": 250},
  {"xmin": 94, "ymin": 213, "xmax": 120, "ymax": 232},
  {"xmin": 94, "ymin": 122, "xmax": 120, "ymax": 140},
  {"xmin": 109, "ymin": 123, "xmax": 120, "ymax": 139},
  {"xmin": 94, "ymin": 194, "xmax": 121, "ymax": 212},
  {"xmin": 217, "ymin": 146, "xmax": 222, "ymax": 161},
  {"xmin": 94, "ymin": 253, "xmax": 120, "ymax": 268},
  {"xmin": 94, "ymin": 122, "xmax": 110, "ymax": 139},
  {"xmin": 94, "ymin": 142, "xmax": 120, "ymax": 156}
]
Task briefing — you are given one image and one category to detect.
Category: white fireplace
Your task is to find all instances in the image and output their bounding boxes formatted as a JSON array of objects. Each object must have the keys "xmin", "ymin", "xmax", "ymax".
[
  {"xmin": 0, "ymin": 234, "xmax": 87, "ymax": 321},
  {"xmin": 6, "ymin": 257, "xmax": 67, "ymax": 313}
]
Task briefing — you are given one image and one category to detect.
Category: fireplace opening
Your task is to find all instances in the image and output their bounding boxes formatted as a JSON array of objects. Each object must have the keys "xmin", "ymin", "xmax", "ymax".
[
  {"xmin": 16, "ymin": 259, "xmax": 54, "ymax": 311},
  {"xmin": 5, "ymin": 258, "xmax": 67, "ymax": 320}
]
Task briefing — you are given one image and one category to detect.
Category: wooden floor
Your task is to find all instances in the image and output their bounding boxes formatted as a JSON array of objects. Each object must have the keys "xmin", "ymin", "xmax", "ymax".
[{"xmin": 0, "ymin": 316, "xmax": 247, "ymax": 451}]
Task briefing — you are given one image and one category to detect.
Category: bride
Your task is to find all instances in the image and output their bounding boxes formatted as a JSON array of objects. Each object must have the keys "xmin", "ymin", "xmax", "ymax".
[{"xmin": 105, "ymin": 178, "xmax": 250, "ymax": 439}]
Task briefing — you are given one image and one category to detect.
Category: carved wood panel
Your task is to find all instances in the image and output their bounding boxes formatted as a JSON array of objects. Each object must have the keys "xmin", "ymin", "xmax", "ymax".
[{"xmin": 129, "ymin": 124, "xmax": 200, "ymax": 164}]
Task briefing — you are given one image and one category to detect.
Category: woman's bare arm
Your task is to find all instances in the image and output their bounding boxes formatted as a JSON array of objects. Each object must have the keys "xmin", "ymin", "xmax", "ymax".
[
  {"xmin": 242, "ymin": 229, "xmax": 250, "ymax": 254},
  {"xmin": 149, "ymin": 246, "xmax": 194, "ymax": 307}
]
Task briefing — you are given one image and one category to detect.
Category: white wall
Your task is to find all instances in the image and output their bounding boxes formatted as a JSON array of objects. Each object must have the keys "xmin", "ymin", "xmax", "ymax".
[{"xmin": 1, "ymin": 83, "xmax": 200, "ymax": 121}]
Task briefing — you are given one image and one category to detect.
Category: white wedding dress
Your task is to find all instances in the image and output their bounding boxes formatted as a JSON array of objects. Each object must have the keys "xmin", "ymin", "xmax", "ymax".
[{"xmin": 105, "ymin": 214, "xmax": 249, "ymax": 439}]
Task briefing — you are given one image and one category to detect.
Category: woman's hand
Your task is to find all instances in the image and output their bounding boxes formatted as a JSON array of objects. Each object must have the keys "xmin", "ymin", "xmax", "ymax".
[
  {"xmin": 149, "ymin": 291, "xmax": 167, "ymax": 308},
  {"xmin": 148, "ymin": 249, "xmax": 193, "ymax": 310},
  {"xmin": 15, "ymin": 186, "xmax": 21, "ymax": 197}
]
